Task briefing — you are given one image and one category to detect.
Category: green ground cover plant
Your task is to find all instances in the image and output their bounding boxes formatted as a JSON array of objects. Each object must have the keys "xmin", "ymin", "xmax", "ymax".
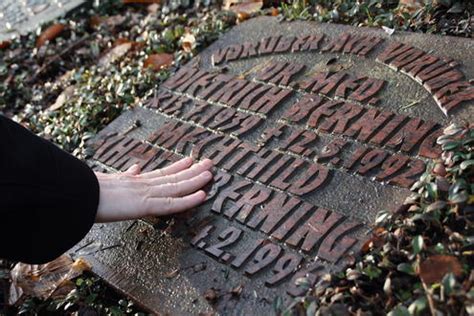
[{"xmin": 0, "ymin": 0, "xmax": 472, "ymax": 314}]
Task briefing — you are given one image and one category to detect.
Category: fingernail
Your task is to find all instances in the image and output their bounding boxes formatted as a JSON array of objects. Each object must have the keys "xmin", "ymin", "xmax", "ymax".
[
  {"xmin": 202, "ymin": 171, "xmax": 213, "ymax": 179},
  {"xmin": 203, "ymin": 158, "xmax": 214, "ymax": 165},
  {"xmin": 198, "ymin": 190, "xmax": 207, "ymax": 200}
]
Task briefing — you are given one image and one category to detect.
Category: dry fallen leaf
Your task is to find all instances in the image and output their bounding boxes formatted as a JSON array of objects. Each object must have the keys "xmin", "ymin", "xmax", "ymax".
[
  {"xmin": 147, "ymin": 3, "xmax": 160, "ymax": 13},
  {"xmin": 113, "ymin": 37, "xmax": 132, "ymax": 47},
  {"xmin": 0, "ymin": 40, "xmax": 10, "ymax": 49},
  {"xmin": 89, "ymin": 15, "xmax": 104, "ymax": 28},
  {"xmin": 9, "ymin": 255, "xmax": 91, "ymax": 304},
  {"xmin": 123, "ymin": 0, "xmax": 160, "ymax": 3},
  {"xmin": 270, "ymin": 7, "xmax": 279, "ymax": 16},
  {"xmin": 36, "ymin": 23, "xmax": 66, "ymax": 48},
  {"xmin": 382, "ymin": 25, "xmax": 395, "ymax": 36},
  {"xmin": 231, "ymin": 284, "xmax": 243, "ymax": 296},
  {"xmin": 143, "ymin": 53, "xmax": 174, "ymax": 71},
  {"xmin": 181, "ymin": 33, "xmax": 196, "ymax": 53},
  {"xmin": 223, "ymin": 0, "xmax": 260, "ymax": 11},
  {"xmin": 103, "ymin": 15, "xmax": 127, "ymax": 29},
  {"xmin": 98, "ymin": 42, "xmax": 133, "ymax": 67},
  {"xmin": 399, "ymin": 0, "xmax": 423, "ymax": 13},
  {"xmin": 48, "ymin": 86, "xmax": 75, "ymax": 111},
  {"xmin": 223, "ymin": 0, "xmax": 236, "ymax": 10},
  {"xmin": 433, "ymin": 163, "xmax": 447, "ymax": 177},
  {"xmin": 165, "ymin": 269, "xmax": 179, "ymax": 279},
  {"xmin": 419, "ymin": 255, "xmax": 463, "ymax": 285},
  {"xmin": 225, "ymin": 0, "xmax": 263, "ymax": 15},
  {"xmin": 237, "ymin": 12, "xmax": 251, "ymax": 22},
  {"xmin": 360, "ymin": 234, "xmax": 384, "ymax": 253},
  {"xmin": 204, "ymin": 288, "xmax": 218, "ymax": 302}
]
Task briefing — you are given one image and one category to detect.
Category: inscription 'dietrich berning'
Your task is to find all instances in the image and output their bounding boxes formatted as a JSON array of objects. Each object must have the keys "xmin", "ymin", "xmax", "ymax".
[{"xmin": 90, "ymin": 30, "xmax": 473, "ymax": 298}]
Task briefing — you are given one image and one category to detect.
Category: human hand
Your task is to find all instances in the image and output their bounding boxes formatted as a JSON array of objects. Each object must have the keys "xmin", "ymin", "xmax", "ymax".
[{"xmin": 94, "ymin": 157, "xmax": 213, "ymax": 223}]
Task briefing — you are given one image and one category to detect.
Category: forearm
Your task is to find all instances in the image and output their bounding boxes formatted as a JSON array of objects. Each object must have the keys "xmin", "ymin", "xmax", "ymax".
[{"xmin": 0, "ymin": 115, "xmax": 99, "ymax": 264}]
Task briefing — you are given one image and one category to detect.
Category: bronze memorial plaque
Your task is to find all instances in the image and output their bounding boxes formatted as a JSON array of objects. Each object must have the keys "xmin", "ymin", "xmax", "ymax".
[{"xmin": 75, "ymin": 17, "xmax": 473, "ymax": 315}]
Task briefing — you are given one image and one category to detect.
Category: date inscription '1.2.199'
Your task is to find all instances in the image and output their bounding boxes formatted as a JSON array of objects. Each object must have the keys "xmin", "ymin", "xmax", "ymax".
[{"xmin": 85, "ymin": 17, "xmax": 473, "ymax": 314}]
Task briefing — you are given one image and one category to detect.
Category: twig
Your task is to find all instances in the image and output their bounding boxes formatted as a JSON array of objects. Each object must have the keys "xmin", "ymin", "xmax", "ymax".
[
  {"xmin": 100, "ymin": 244, "xmax": 123, "ymax": 252},
  {"xmin": 121, "ymin": 119, "xmax": 142, "ymax": 135},
  {"xmin": 74, "ymin": 239, "xmax": 95, "ymax": 253},
  {"xmin": 421, "ymin": 279, "xmax": 437, "ymax": 315},
  {"xmin": 400, "ymin": 99, "xmax": 421, "ymax": 110}
]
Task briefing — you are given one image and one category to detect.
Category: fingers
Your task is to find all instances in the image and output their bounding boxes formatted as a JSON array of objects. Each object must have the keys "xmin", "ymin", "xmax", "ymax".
[
  {"xmin": 124, "ymin": 164, "xmax": 141, "ymax": 175},
  {"xmin": 147, "ymin": 190, "xmax": 207, "ymax": 216},
  {"xmin": 95, "ymin": 157, "xmax": 214, "ymax": 222},
  {"xmin": 151, "ymin": 171, "xmax": 213, "ymax": 197},
  {"xmin": 140, "ymin": 157, "xmax": 193, "ymax": 179},
  {"xmin": 149, "ymin": 159, "xmax": 213, "ymax": 185}
]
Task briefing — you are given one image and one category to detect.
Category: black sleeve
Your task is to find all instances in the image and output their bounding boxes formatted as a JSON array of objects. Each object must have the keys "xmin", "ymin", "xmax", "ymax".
[{"xmin": 0, "ymin": 115, "xmax": 99, "ymax": 264}]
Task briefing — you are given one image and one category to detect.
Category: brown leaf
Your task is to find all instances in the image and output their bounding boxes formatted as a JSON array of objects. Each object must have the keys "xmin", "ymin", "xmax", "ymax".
[
  {"xmin": 223, "ymin": 0, "xmax": 238, "ymax": 9},
  {"xmin": 113, "ymin": 37, "xmax": 132, "ymax": 47},
  {"xmin": 433, "ymin": 163, "xmax": 446, "ymax": 176},
  {"xmin": 193, "ymin": 263, "xmax": 206, "ymax": 273},
  {"xmin": 237, "ymin": 12, "xmax": 251, "ymax": 22},
  {"xmin": 147, "ymin": 3, "xmax": 160, "ymax": 13},
  {"xmin": 269, "ymin": 7, "xmax": 279, "ymax": 16},
  {"xmin": 419, "ymin": 255, "xmax": 463, "ymax": 285},
  {"xmin": 112, "ymin": 38, "xmax": 143, "ymax": 51},
  {"xmin": 0, "ymin": 40, "xmax": 11, "ymax": 49},
  {"xmin": 123, "ymin": 0, "xmax": 160, "ymax": 3},
  {"xmin": 426, "ymin": 200, "xmax": 447, "ymax": 212},
  {"xmin": 182, "ymin": 33, "xmax": 196, "ymax": 53},
  {"xmin": 36, "ymin": 23, "xmax": 66, "ymax": 48},
  {"xmin": 374, "ymin": 227, "xmax": 387, "ymax": 236},
  {"xmin": 165, "ymin": 269, "xmax": 179, "ymax": 279},
  {"xmin": 231, "ymin": 284, "xmax": 243, "ymax": 296},
  {"xmin": 399, "ymin": 0, "xmax": 423, "ymax": 13},
  {"xmin": 360, "ymin": 234, "xmax": 384, "ymax": 253},
  {"xmin": 9, "ymin": 255, "xmax": 90, "ymax": 304},
  {"xmin": 143, "ymin": 53, "xmax": 173, "ymax": 71},
  {"xmin": 204, "ymin": 288, "xmax": 218, "ymax": 302},
  {"xmin": 98, "ymin": 42, "xmax": 133, "ymax": 67},
  {"xmin": 48, "ymin": 86, "xmax": 75, "ymax": 111},
  {"xmin": 227, "ymin": 1, "xmax": 263, "ymax": 15},
  {"xmin": 89, "ymin": 15, "xmax": 104, "ymax": 28}
]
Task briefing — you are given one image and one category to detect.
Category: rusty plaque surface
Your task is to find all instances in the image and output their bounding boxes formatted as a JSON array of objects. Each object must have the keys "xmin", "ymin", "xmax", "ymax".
[{"xmin": 73, "ymin": 17, "xmax": 473, "ymax": 315}]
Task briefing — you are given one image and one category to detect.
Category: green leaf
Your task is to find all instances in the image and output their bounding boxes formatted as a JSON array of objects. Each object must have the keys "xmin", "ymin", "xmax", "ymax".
[
  {"xmin": 425, "ymin": 182, "xmax": 438, "ymax": 199},
  {"xmin": 442, "ymin": 273, "xmax": 457, "ymax": 295},
  {"xmin": 295, "ymin": 277, "xmax": 310, "ymax": 289},
  {"xmin": 426, "ymin": 200, "xmax": 446, "ymax": 212},
  {"xmin": 450, "ymin": 191, "xmax": 468, "ymax": 204},
  {"xmin": 450, "ymin": 179, "xmax": 467, "ymax": 195},
  {"xmin": 397, "ymin": 263, "xmax": 415, "ymax": 275},
  {"xmin": 388, "ymin": 305, "xmax": 410, "ymax": 316},
  {"xmin": 442, "ymin": 141, "xmax": 460, "ymax": 151},
  {"xmin": 447, "ymin": 2, "xmax": 464, "ymax": 13},
  {"xmin": 85, "ymin": 293, "xmax": 98, "ymax": 305},
  {"xmin": 460, "ymin": 159, "xmax": 474, "ymax": 171},
  {"xmin": 362, "ymin": 265, "xmax": 382, "ymax": 280},
  {"xmin": 273, "ymin": 296, "xmax": 283, "ymax": 312},
  {"xmin": 434, "ymin": 243, "xmax": 445, "ymax": 253},
  {"xmin": 408, "ymin": 296, "xmax": 427, "ymax": 315},
  {"xmin": 375, "ymin": 210, "xmax": 390, "ymax": 224},
  {"xmin": 76, "ymin": 278, "xmax": 84, "ymax": 286},
  {"xmin": 306, "ymin": 301, "xmax": 317, "ymax": 316},
  {"xmin": 412, "ymin": 235, "xmax": 424, "ymax": 255},
  {"xmin": 64, "ymin": 302, "xmax": 75, "ymax": 311}
]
